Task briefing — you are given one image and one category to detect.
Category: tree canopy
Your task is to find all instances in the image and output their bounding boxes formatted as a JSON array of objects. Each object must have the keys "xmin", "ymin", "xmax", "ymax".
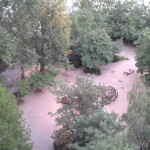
[
  {"xmin": 0, "ymin": 26, "xmax": 16, "ymax": 73},
  {"xmin": 0, "ymin": 0, "xmax": 70, "ymax": 78},
  {"xmin": 70, "ymin": 0, "xmax": 123, "ymax": 69},
  {"xmin": 0, "ymin": 85, "xmax": 32, "ymax": 150},
  {"xmin": 79, "ymin": 28, "xmax": 113, "ymax": 69},
  {"xmin": 71, "ymin": 0, "xmax": 150, "ymax": 44},
  {"xmin": 51, "ymin": 78, "xmax": 137, "ymax": 150},
  {"xmin": 122, "ymin": 81, "xmax": 150, "ymax": 150},
  {"xmin": 108, "ymin": 1, "xmax": 150, "ymax": 42},
  {"xmin": 135, "ymin": 28, "xmax": 150, "ymax": 83}
]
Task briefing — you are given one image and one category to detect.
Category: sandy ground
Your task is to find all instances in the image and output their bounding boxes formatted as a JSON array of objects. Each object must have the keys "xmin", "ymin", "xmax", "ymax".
[{"xmin": 19, "ymin": 45, "xmax": 139, "ymax": 150}]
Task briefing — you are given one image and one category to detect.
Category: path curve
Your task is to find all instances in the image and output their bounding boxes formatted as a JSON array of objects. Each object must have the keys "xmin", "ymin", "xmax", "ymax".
[{"xmin": 19, "ymin": 45, "xmax": 139, "ymax": 150}]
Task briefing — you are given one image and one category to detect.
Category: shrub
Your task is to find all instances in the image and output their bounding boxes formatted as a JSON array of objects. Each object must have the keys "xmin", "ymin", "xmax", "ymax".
[
  {"xmin": 141, "ymin": 74, "xmax": 150, "ymax": 86},
  {"xmin": 16, "ymin": 79, "xmax": 30, "ymax": 97},
  {"xmin": 112, "ymin": 55, "xmax": 128, "ymax": 62},
  {"xmin": 64, "ymin": 60, "xmax": 73, "ymax": 76},
  {"xmin": 111, "ymin": 39, "xmax": 123, "ymax": 54},
  {"xmin": 83, "ymin": 67, "xmax": 101, "ymax": 75},
  {"xmin": 30, "ymin": 68, "xmax": 58, "ymax": 92},
  {"xmin": 53, "ymin": 141, "xmax": 65, "ymax": 150},
  {"xmin": 0, "ymin": 59, "xmax": 8, "ymax": 73},
  {"xmin": 0, "ymin": 74, "xmax": 6, "ymax": 87},
  {"xmin": 17, "ymin": 98, "xmax": 24, "ymax": 105}
]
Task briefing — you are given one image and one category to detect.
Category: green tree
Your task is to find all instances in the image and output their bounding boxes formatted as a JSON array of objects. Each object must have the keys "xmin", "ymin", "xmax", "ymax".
[
  {"xmin": 0, "ymin": 85, "xmax": 32, "ymax": 150},
  {"xmin": 0, "ymin": 0, "xmax": 39, "ymax": 79},
  {"xmin": 122, "ymin": 81, "xmax": 150, "ymax": 150},
  {"xmin": 32, "ymin": 0, "xmax": 70, "ymax": 72},
  {"xmin": 68, "ymin": 109, "xmax": 136, "ymax": 150},
  {"xmin": 51, "ymin": 78, "xmax": 136, "ymax": 150},
  {"xmin": 70, "ymin": 0, "xmax": 122, "ymax": 69},
  {"xmin": 72, "ymin": 0, "xmax": 150, "ymax": 44},
  {"xmin": 70, "ymin": 0, "xmax": 107, "ymax": 42},
  {"xmin": 0, "ymin": 0, "xmax": 70, "ymax": 78},
  {"xmin": 79, "ymin": 28, "xmax": 113, "ymax": 69},
  {"xmin": 0, "ymin": 25, "xmax": 16, "ymax": 73},
  {"xmin": 106, "ymin": 0, "xmax": 150, "ymax": 42},
  {"xmin": 135, "ymin": 28, "xmax": 150, "ymax": 83}
]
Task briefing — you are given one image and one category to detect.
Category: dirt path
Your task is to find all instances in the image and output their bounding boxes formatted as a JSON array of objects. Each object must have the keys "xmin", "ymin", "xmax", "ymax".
[{"xmin": 19, "ymin": 45, "xmax": 139, "ymax": 150}]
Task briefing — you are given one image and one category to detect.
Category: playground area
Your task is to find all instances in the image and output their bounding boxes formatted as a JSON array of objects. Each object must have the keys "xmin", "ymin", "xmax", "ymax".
[{"xmin": 18, "ymin": 45, "xmax": 139, "ymax": 150}]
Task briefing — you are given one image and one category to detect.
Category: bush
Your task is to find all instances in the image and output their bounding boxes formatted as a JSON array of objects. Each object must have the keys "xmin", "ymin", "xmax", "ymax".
[
  {"xmin": 17, "ymin": 98, "xmax": 24, "ymax": 105},
  {"xmin": 64, "ymin": 60, "xmax": 73, "ymax": 76},
  {"xmin": 30, "ymin": 69, "xmax": 58, "ymax": 92},
  {"xmin": 53, "ymin": 141, "xmax": 65, "ymax": 150},
  {"xmin": 112, "ymin": 55, "xmax": 128, "ymax": 62},
  {"xmin": 16, "ymin": 79, "xmax": 30, "ymax": 97},
  {"xmin": 0, "ymin": 59, "xmax": 8, "ymax": 73},
  {"xmin": 111, "ymin": 39, "xmax": 123, "ymax": 54},
  {"xmin": 83, "ymin": 67, "xmax": 101, "ymax": 75},
  {"xmin": 141, "ymin": 74, "xmax": 150, "ymax": 86},
  {"xmin": 0, "ymin": 74, "xmax": 6, "ymax": 87}
]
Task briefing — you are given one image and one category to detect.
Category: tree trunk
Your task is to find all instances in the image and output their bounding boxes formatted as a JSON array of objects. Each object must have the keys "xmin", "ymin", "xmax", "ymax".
[
  {"xmin": 40, "ymin": 20, "xmax": 45, "ymax": 73},
  {"xmin": 21, "ymin": 66, "xmax": 25, "ymax": 79},
  {"xmin": 40, "ymin": 41, "xmax": 45, "ymax": 72},
  {"xmin": 40, "ymin": 62, "xmax": 45, "ymax": 72}
]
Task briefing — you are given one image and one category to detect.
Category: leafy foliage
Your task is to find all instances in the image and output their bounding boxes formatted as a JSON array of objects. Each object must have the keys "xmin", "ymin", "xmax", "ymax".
[
  {"xmin": 31, "ymin": 0, "xmax": 71, "ymax": 72},
  {"xmin": 107, "ymin": 1, "xmax": 150, "ymax": 42},
  {"xmin": 0, "ymin": 85, "xmax": 32, "ymax": 150},
  {"xmin": 17, "ymin": 98, "xmax": 24, "ymax": 105},
  {"xmin": 70, "ymin": 0, "xmax": 124, "ymax": 69},
  {"xmin": 135, "ymin": 28, "xmax": 150, "ymax": 83},
  {"xmin": 112, "ymin": 55, "xmax": 128, "ymax": 63},
  {"xmin": 0, "ymin": 74, "xmax": 6, "ymax": 88},
  {"xmin": 15, "ymin": 67, "xmax": 59, "ymax": 95},
  {"xmin": 0, "ymin": 59, "xmax": 8, "ymax": 74},
  {"xmin": 16, "ymin": 79, "xmax": 30, "ymax": 97},
  {"xmin": 51, "ymin": 78, "xmax": 136, "ymax": 150},
  {"xmin": 64, "ymin": 60, "xmax": 73, "ymax": 76},
  {"xmin": 111, "ymin": 39, "xmax": 123, "ymax": 55},
  {"xmin": 78, "ymin": 28, "xmax": 113, "ymax": 69},
  {"xmin": 0, "ymin": 0, "xmax": 70, "ymax": 77},
  {"xmin": 0, "ymin": 26, "xmax": 16, "ymax": 72},
  {"xmin": 0, "ymin": 1, "xmax": 39, "ymax": 78},
  {"xmin": 71, "ymin": 0, "xmax": 150, "ymax": 45},
  {"xmin": 122, "ymin": 81, "xmax": 150, "ymax": 149},
  {"xmin": 30, "ymin": 68, "xmax": 59, "ymax": 92}
]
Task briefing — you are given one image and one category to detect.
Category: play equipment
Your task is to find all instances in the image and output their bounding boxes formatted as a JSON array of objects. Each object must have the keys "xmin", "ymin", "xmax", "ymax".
[
  {"xmin": 123, "ymin": 69, "xmax": 134, "ymax": 76},
  {"xmin": 101, "ymin": 86, "xmax": 118, "ymax": 102}
]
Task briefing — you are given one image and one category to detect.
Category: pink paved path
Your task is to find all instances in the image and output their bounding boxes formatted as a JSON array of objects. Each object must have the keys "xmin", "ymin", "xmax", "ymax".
[{"xmin": 19, "ymin": 45, "xmax": 139, "ymax": 150}]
